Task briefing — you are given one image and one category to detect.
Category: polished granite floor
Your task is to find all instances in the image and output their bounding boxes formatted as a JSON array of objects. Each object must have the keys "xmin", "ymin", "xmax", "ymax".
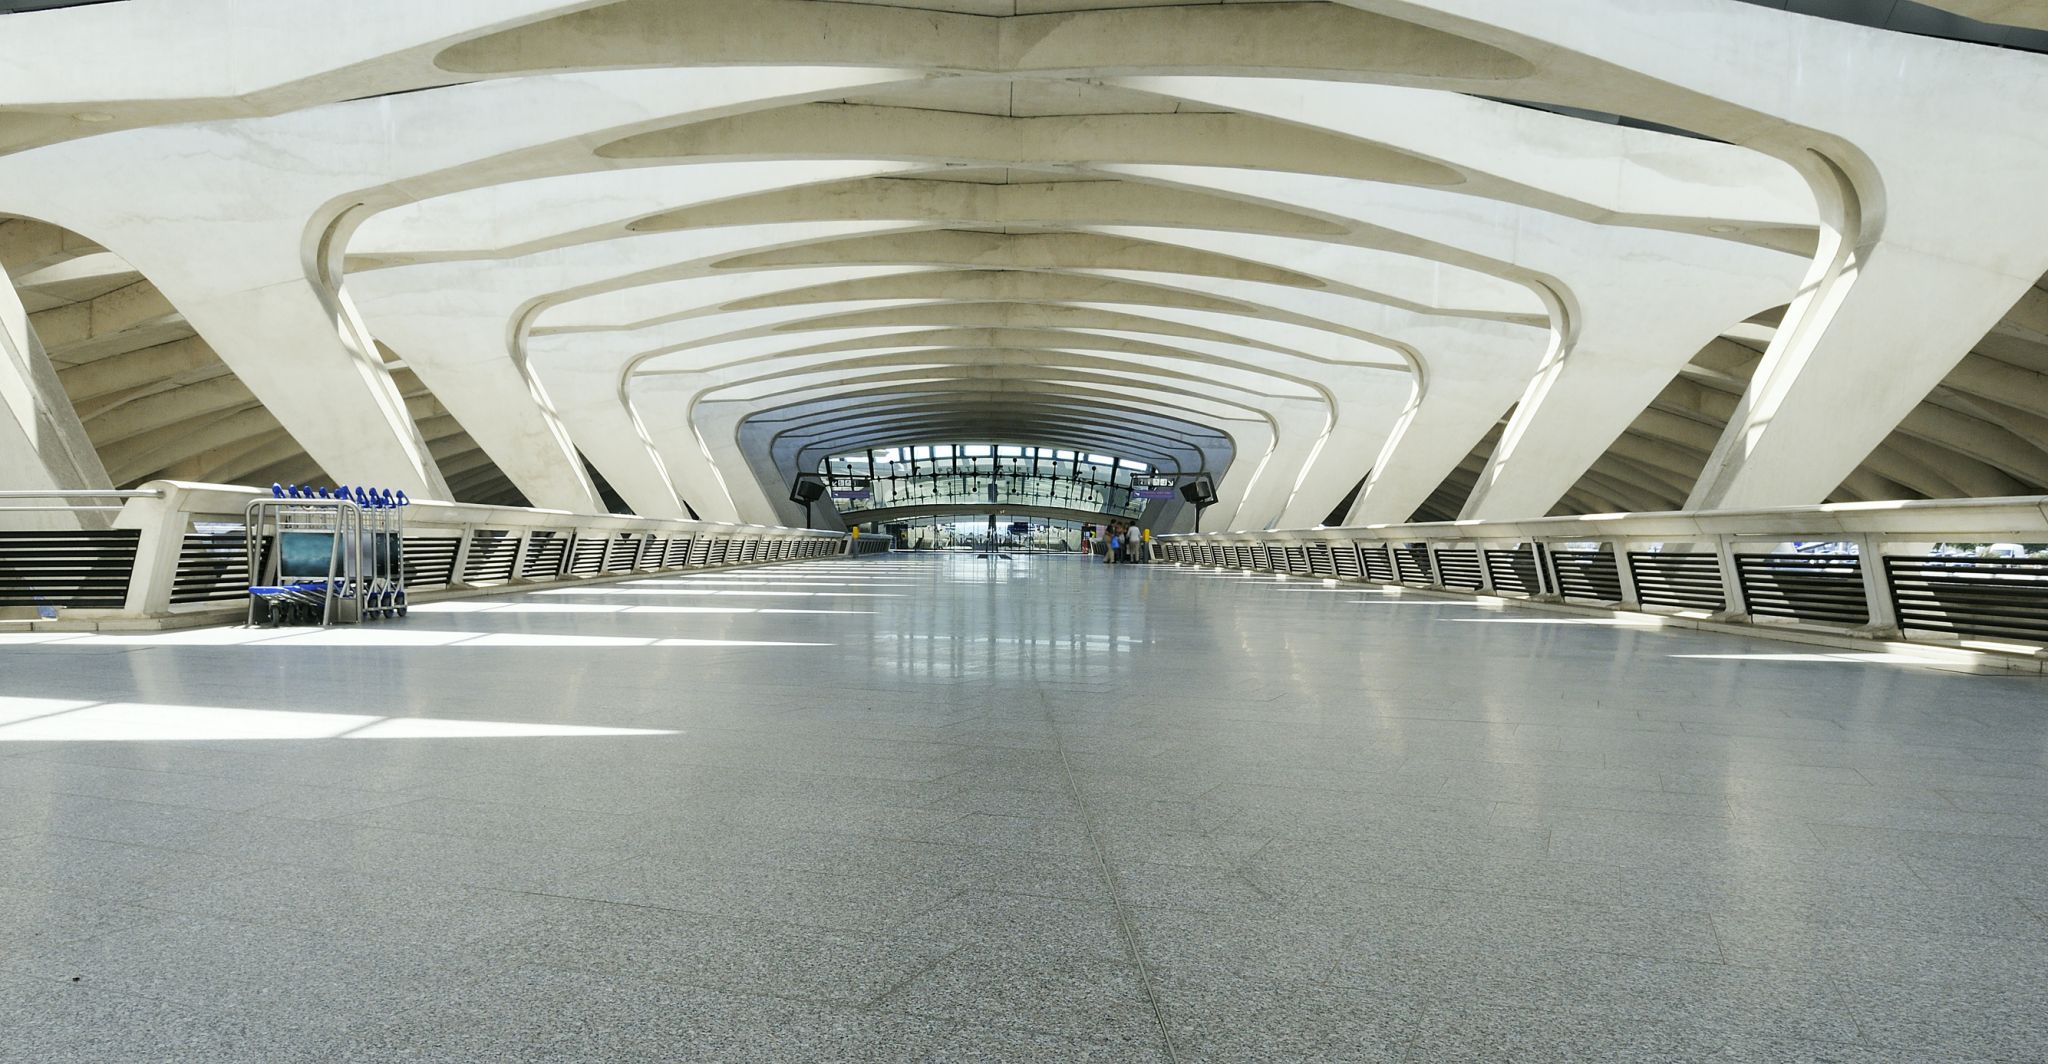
[{"xmin": 2, "ymin": 553, "xmax": 2046, "ymax": 1062}]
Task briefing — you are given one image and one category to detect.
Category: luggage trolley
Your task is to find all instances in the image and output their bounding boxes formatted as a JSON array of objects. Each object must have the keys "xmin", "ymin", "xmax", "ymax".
[
  {"xmin": 356, "ymin": 486, "xmax": 409, "ymax": 619},
  {"xmin": 244, "ymin": 484, "xmax": 412, "ymax": 626},
  {"xmin": 245, "ymin": 486, "xmax": 364, "ymax": 626}
]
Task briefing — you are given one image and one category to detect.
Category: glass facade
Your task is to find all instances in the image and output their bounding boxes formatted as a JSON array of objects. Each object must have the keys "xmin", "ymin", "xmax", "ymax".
[
  {"xmin": 822, "ymin": 444, "xmax": 1157, "ymax": 520},
  {"xmin": 892, "ymin": 516, "xmax": 1090, "ymax": 552}
]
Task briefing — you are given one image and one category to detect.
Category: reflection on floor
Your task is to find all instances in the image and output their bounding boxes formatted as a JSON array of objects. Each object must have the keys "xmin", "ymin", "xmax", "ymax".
[{"xmin": 2, "ymin": 555, "xmax": 2045, "ymax": 1061}]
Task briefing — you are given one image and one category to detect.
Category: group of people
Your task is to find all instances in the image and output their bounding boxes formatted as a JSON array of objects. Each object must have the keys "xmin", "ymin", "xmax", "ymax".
[{"xmin": 1092, "ymin": 520, "xmax": 1147, "ymax": 564}]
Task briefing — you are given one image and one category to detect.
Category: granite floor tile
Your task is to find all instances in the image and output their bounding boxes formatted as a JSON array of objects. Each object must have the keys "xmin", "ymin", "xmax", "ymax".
[
  {"xmin": 131, "ymin": 863, "xmax": 582, "ymax": 947},
  {"xmin": 1246, "ymin": 838, "xmax": 1629, "ymax": 908},
  {"xmin": 0, "ymin": 974, "xmax": 330, "ymax": 1064},
  {"xmin": 1109, "ymin": 860, "xmax": 1276, "ymax": 911},
  {"xmin": 1153, "ymin": 974, "xmax": 1421, "ymax": 1064},
  {"xmin": 3, "ymin": 913, "xmax": 502, "ymax": 1032},
  {"xmin": 557, "ymin": 855, "xmax": 962, "ymax": 934},
  {"xmin": 0, "ymin": 884, "xmax": 164, "ymax": 947},
  {"xmin": 890, "ymin": 889, "xmax": 1131, "ymax": 957},
  {"xmin": 1127, "ymin": 903, "xmax": 1353, "ymax": 982},
  {"xmin": 483, "ymin": 898, "xmax": 958, "ymax": 1005},
  {"xmin": 916, "ymin": 1024, "xmax": 1173, "ymax": 1063},
  {"xmin": 328, "ymin": 796, "xmax": 648, "ymax": 850},
  {"xmin": 341, "ymin": 964, "xmax": 955, "ymax": 1063},
  {"xmin": 0, "ymin": 792, "xmax": 239, "ymax": 851},
  {"xmin": 6, "ymin": 555, "xmax": 2048, "ymax": 1060},
  {"xmin": 179, "ymin": 815, "xmax": 634, "ymax": 893},
  {"xmin": 914, "ymin": 811, "xmax": 1100, "ymax": 855},
  {"xmin": 1711, "ymin": 916, "xmax": 2048, "ymax": 987},
  {"xmin": 751, "ymin": 832, "xmax": 1111, "ymax": 901},
  {"xmin": 0, "ymin": 833, "xmax": 261, "ymax": 901},
  {"xmin": 877, "ymin": 945, "xmax": 1160, "ymax": 1044},
  {"xmin": 1833, "ymin": 973, "xmax": 2048, "ymax": 1060}
]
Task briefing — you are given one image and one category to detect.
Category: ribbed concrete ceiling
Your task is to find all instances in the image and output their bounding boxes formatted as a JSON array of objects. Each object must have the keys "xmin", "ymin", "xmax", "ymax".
[{"xmin": 3, "ymin": 0, "xmax": 2046, "ymax": 534}]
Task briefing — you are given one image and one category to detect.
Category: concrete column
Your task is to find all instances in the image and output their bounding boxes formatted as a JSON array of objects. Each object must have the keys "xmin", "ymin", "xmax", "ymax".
[
  {"xmin": 0, "ymin": 260, "xmax": 112, "ymax": 530},
  {"xmin": 1225, "ymin": 397, "xmax": 1331, "ymax": 531},
  {"xmin": 537, "ymin": 355, "xmax": 691, "ymax": 519},
  {"xmin": 1342, "ymin": 363, "xmax": 1530, "ymax": 527}
]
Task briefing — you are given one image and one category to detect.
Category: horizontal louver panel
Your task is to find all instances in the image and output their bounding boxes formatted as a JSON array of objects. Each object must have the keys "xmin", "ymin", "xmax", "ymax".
[
  {"xmin": 1735, "ymin": 553, "xmax": 1867, "ymax": 626},
  {"xmin": 0, "ymin": 530, "xmax": 143, "ymax": 609}
]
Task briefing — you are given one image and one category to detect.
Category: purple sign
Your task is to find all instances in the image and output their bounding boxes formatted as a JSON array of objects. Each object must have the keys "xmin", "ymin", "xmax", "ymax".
[
  {"xmin": 830, "ymin": 489, "xmax": 871, "ymax": 500},
  {"xmin": 1134, "ymin": 489, "xmax": 1176, "ymax": 500}
]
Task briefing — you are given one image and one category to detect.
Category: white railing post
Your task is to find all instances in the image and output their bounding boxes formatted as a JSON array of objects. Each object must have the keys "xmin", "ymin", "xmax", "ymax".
[
  {"xmin": 509, "ymin": 532, "xmax": 535, "ymax": 583},
  {"xmin": 448, "ymin": 524, "xmax": 477, "ymax": 588},
  {"xmin": 1709, "ymin": 534, "xmax": 1750, "ymax": 621},
  {"xmin": 113, "ymin": 490, "xmax": 185, "ymax": 617},
  {"xmin": 1853, "ymin": 532, "xmax": 1902, "ymax": 638},
  {"xmin": 1611, "ymin": 540, "xmax": 1642, "ymax": 610},
  {"xmin": 1420, "ymin": 542, "xmax": 1443, "ymax": 588},
  {"xmin": 1530, "ymin": 539, "xmax": 1562, "ymax": 601}
]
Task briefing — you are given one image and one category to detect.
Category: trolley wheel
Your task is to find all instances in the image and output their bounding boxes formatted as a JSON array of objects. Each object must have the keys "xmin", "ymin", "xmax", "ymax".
[{"xmin": 397, "ymin": 605, "xmax": 408, "ymax": 617}]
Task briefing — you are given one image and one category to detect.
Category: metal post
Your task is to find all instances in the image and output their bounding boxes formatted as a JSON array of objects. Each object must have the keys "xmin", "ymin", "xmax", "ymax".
[{"xmin": 1612, "ymin": 540, "xmax": 1642, "ymax": 610}]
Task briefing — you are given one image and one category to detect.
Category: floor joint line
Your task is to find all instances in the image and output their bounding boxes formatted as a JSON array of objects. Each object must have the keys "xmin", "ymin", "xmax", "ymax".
[{"xmin": 1039, "ymin": 683, "xmax": 1184, "ymax": 1064}]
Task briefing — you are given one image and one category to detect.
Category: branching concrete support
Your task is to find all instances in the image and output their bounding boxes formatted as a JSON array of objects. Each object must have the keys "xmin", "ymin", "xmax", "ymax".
[
  {"xmin": 0, "ymin": 261, "xmax": 111, "ymax": 529},
  {"xmin": 1356, "ymin": 0, "xmax": 2048, "ymax": 511}
]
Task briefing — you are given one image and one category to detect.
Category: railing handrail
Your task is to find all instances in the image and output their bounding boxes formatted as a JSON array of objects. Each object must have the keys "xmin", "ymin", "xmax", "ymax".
[
  {"xmin": 0, "ymin": 489, "xmax": 165, "ymax": 513},
  {"xmin": 0, "ymin": 489, "xmax": 163, "ymax": 499},
  {"xmin": 1164, "ymin": 494, "xmax": 2048, "ymax": 543},
  {"xmin": 130, "ymin": 481, "xmax": 841, "ymax": 539},
  {"xmin": 0, "ymin": 479, "xmax": 878, "ymax": 623},
  {"xmin": 1156, "ymin": 496, "xmax": 2048, "ymax": 661}
]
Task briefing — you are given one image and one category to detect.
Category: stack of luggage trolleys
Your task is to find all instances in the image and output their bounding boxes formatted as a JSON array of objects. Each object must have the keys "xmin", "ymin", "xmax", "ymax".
[{"xmin": 244, "ymin": 484, "xmax": 410, "ymax": 627}]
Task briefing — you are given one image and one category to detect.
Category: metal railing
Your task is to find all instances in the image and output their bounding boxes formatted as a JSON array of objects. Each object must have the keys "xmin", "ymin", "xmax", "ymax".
[
  {"xmin": 847, "ymin": 535, "xmax": 894, "ymax": 557},
  {"xmin": 0, "ymin": 489, "xmax": 161, "ymax": 512},
  {"xmin": 1161, "ymin": 496, "xmax": 2048, "ymax": 657},
  {"xmin": 1, "ymin": 480, "xmax": 889, "ymax": 624}
]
